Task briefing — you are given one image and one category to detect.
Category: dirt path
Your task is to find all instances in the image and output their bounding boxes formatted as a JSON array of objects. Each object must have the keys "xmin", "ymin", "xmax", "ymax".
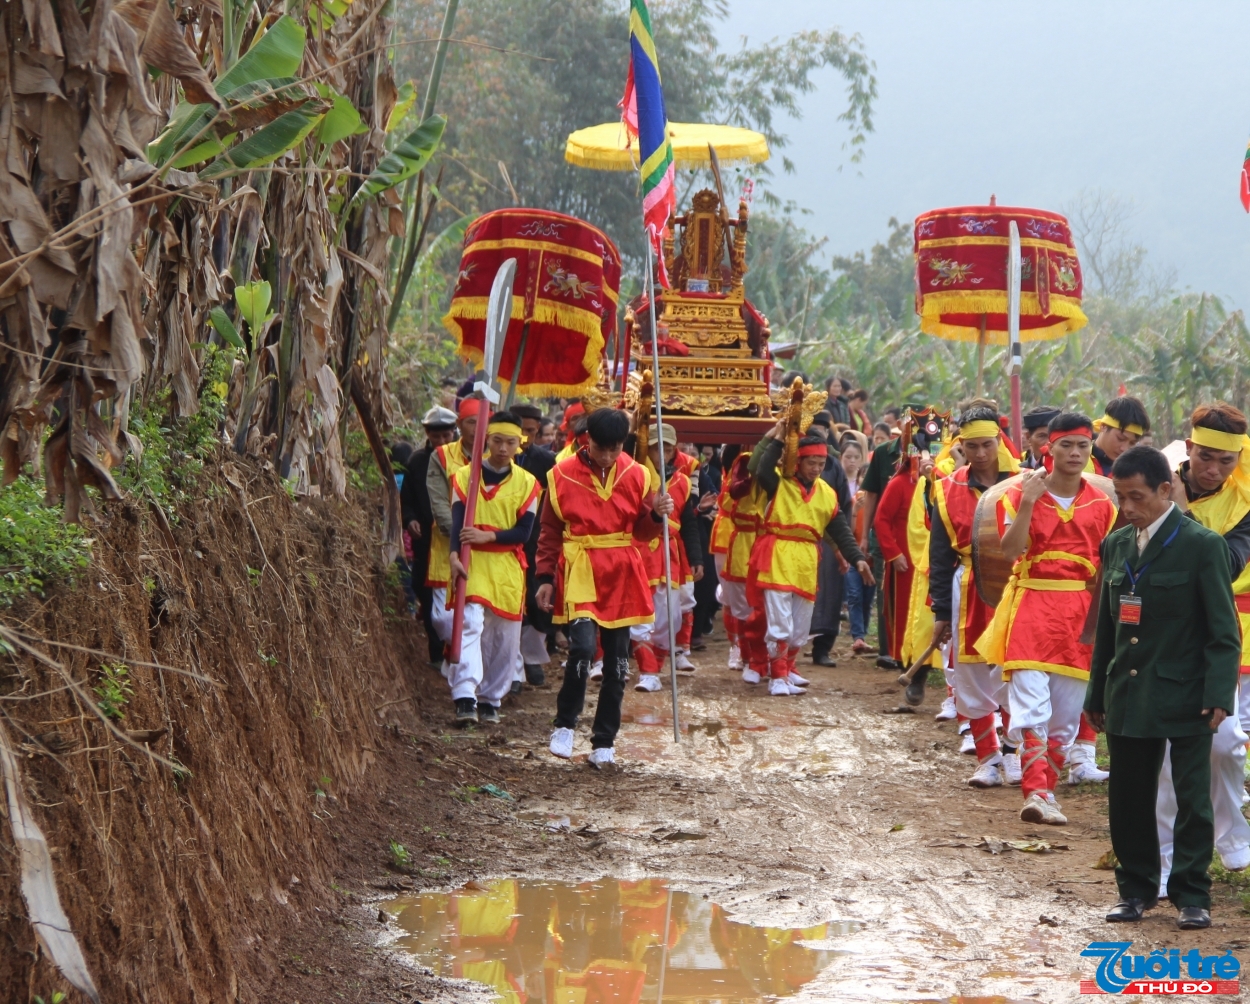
[{"xmin": 276, "ymin": 630, "xmax": 1250, "ymax": 1003}]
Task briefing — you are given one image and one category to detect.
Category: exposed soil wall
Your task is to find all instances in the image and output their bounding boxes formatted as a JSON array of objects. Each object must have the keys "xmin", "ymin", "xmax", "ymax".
[{"xmin": 0, "ymin": 456, "xmax": 422, "ymax": 1003}]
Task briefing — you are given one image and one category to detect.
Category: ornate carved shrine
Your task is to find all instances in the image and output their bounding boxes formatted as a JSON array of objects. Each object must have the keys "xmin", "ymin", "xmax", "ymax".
[{"xmin": 624, "ymin": 190, "xmax": 777, "ymax": 442}]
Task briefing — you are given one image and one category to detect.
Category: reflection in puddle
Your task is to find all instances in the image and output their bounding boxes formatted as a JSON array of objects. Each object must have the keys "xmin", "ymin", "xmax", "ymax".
[{"xmin": 386, "ymin": 877, "xmax": 856, "ymax": 1003}]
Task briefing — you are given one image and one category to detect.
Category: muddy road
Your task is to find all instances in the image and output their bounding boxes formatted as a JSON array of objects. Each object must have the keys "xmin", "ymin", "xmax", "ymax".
[{"xmin": 285, "ymin": 632, "xmax": 1250, "ymax": 1004}]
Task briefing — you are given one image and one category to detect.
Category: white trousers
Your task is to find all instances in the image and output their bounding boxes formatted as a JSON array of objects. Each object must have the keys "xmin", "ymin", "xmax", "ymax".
[
  {"xmin": 430, "ymin": 586, "xmax": 452, "ymax": 643},
  {"xmin": 447, "ymin": 603, "xmax": 521, "ymax": 706},
  {"xmin": 1005, "ymin": 669, "xmax": 1087, "ymax": 748},
  {"xmin": 763, "ymin": 590, "xmax": 814, "ymax": 658},
  {"xmin": 679, "ymin": 581, "xmax": 696, "ymax": 613},
  {"xmin": 1159, "ymin": 676, "xmax": 1250, "ymax": 883},
  {"xmin": 512, "ymin": 624, "xmax": 551, "ymax": 681},
  {"xmin": 521, "ymin": 624, "xmax": 550, "ymax": 665},
  {"xmin": 719, "ymin": 578, "xmax": 752, "ymax": 622},
  {"xmin": 629, "ymin": 586, "xmax": 679, "ymax": 648},
  {"xmin": 949, "ymin": 569, "xmax": 1006, "ymax": 720}
]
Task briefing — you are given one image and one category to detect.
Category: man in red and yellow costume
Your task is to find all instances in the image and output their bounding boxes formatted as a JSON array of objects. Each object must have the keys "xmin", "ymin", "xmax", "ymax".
[
  {"xmin": 1157, "ymin": 402, "xmax": 1250, "ymax": 887},
  {"xmin": 537, "ymin": 408, "xmax": 674, "ymax": 767},
  {"xmin": 447, "ymin": 411, "xmax": 541, "ymax": 725},
  {"xmin": 1089, "ymin": 395, "xmax": 1149, "ymax": 476},
  {"xmin": 873, "ymin": 409, "xmax": 949, "ymax": 667},
  {"xmin": 425, "ymin": 397, "xmax": 479, "ymax": 666},
  {"xmin": 555, "ymin": 402, "xmax": 588, "ymax": 462},
  {"xmin": 723, "ymin": 452, "xmax": 771, "ymax": 684},
  {"xmin": 747, "ymin": 422, "xmax": 872, "ymax": 696},
  {"xmin": 977, "ymin": 413, "xmax": 1117, "ymax": 824},
  {"xmin": 630, "ymin": 423, "xmax": 703, "ymax": 692},
  {"xmin": 707, "ymin": 445, "xmax": 743, "ymax": 671},
  {"xmin": 930, "ymin": 404, "xmax": 1019, "ymax": 786}
]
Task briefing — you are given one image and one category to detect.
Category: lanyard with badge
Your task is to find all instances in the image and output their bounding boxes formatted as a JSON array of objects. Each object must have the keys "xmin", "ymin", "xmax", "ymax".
[{"xmin": 1119, "ymin": 522, "xmax": 1181, "ymax": 625}]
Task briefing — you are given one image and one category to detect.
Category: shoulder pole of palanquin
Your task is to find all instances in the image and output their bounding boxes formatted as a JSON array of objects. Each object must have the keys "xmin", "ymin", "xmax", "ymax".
[
  {"xmin": 642, "ymin": 239, "xmax": 681, "ymax": 743},
  {"xmin": 449, "ymin": 259, "xmax": 517, "ymax": 664}
]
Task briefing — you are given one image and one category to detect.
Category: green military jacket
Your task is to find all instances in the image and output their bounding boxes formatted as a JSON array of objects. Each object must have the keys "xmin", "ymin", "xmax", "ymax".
[{"xmin": 1086, "ymin": 504, "xmax": 1240, "ymax": 737}]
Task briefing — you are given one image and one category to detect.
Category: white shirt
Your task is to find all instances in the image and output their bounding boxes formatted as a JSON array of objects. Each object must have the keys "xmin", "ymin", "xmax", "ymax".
[
  {"xmin": 1002, "ymin": 490, "xmax": 1077, "ymax": 525},
  {"xmin": 1137, "ymin": 502, "xmax": 1176, "ymax": 555}
]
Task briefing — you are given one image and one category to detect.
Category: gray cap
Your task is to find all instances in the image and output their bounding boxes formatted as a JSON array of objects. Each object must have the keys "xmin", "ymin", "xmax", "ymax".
[
  {"xmin": 656, "ymin": 423, "xmax": 678, "ymax": 446},
  {"xmin": 422, "ymin": 405, "xmax": 457, "ymax": 428}
]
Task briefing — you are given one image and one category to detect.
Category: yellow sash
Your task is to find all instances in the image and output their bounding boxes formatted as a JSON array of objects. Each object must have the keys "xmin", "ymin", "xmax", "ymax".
[
  {"xmin": 976, "ymin": 566, "xmax": 1089, "ymax": 666},
  {"xmin": 562, "ymin": 531, "xmax": 636, "ymax": 605}
]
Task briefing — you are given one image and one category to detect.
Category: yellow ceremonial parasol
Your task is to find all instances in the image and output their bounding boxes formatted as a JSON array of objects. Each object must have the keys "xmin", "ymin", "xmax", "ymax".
[{"xmin": 565, "ymin": 121, "xmax": 770, "ymax": 171}]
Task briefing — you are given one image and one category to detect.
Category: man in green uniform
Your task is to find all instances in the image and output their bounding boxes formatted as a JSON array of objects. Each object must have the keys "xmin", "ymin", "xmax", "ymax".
[{"xmin": 1087, "ymin": 445, "xmax": 1241, "ymax": 930}]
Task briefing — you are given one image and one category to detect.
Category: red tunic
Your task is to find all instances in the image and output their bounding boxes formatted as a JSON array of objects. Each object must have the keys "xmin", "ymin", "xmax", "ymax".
[
  {"xmin": 874, "ymin": 470, "xmax": 917, "ymax": 661},
  {"xmin": 538, "ymin": 453, "xmax": 659, "ymax": 628},
  {"xmin": 977, "ymin": 480, "xmax": 1116, "ymax": 679},
  {"xmin": 933, "ymin": 466, "xmax": 995, "ymax": 662},
  {"xmin": 634, "ymin": 469, "xmax": 692, "ymax": 587}
]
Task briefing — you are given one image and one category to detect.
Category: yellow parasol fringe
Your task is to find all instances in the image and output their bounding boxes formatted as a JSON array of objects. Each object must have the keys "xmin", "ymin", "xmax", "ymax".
[
  {"xmin": 564, "ymin": 121, "xmax": 770, "ymax": 172},
  {"xmin": 918, "ymin": 291, "xmax": 1087, "ymax": 345},
  {"xmin": 443, "ymin": 295, "xmax": 607, "ymax": 397}
]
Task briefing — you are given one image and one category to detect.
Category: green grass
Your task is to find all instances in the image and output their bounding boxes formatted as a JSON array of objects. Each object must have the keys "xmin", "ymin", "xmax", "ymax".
[
  {"xmin": 0, "ymin": 478, "xmax": 92, "ymax": 607},
  {"xmin": 115, "ymin": 345, "xmax": 233, "ymax": 518},
  {"xmin": 94, "ymin": 662, "xmax": 133, "ymax": 720}
]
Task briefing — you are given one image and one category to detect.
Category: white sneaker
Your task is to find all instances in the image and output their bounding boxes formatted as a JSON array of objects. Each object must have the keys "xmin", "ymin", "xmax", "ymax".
[
  {"xmin": 934, "ymin": 696, "xmax": 957, "ymax": 721},
  {"xmin": 1002, "ymin": 752, "xmax": 1023, "ymax": 786},
  {"xmin": 967, "ymin": 761, "xmax": 1004, "ymax": 788},
  {"xmin": 588, "ymin": 660, "xmax": 604, "ymax": 681},
  {"xmin": 675, "ymin": 651, "xmax": 696, "ymax": 672},
  {"xmin": 742, "ymin": 667, "xmax": 761, "ymax": 685},
  {"xmin": 635, "ymin": 673, "xmax": 662, "ymax": 693},
  {"xmin": 727, "ymin": 645, "xmax": 743, "ymax": 670},
  {"xmin": 959, "ymin": 731, "xmax": 977, "ymax": 755},
  {"xmin": 588, "ymin": 747, "xmax": 616, "ymax": 769},
  {"xmin": 1020, "ymin": 792, "xmax": 1068, "ymax": 825},
  {"xmin": 788, "ymin": 670, "xmax": 810, "ymax": 687},
  {"xmin": 769, "ymin": 676, "xmax": 805, "ymax": 696},
  {"xmin": 1068, "ymin": 760, "xmax": 1109, "ymax": 784},
  {"xmin": 549, "ymin": 727, "xmax": 575, "ymax": 759}
]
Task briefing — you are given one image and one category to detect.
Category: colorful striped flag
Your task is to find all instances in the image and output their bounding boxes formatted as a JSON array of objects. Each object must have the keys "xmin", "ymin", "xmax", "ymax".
[
  {"xmin": 621, "ymin": 0, "xmax": 675, "ymax": 285},
  {"xmin": 1241, "ymin": 138, "xmax": 1250, "ymax": 212}
]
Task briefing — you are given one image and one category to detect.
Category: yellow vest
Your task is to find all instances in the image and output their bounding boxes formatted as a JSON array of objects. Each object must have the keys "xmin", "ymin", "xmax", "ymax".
[
  {"xmin": 451, "ymin": 462, "xmax": 539, "ymax": 619},
  {"xmin": 901, "ymin": 477, "xmax": 943, "ymax": 669},
  {"xmin": 1183, "ymin": 464, "xmax": 1250, "ymax": 670},
  {"xmin": 752, "ymin": 476, "xmax": 837, "ymax": 599},
  {"xmin": 426, "ymin": 441, "xmax": 471, "ymax": 588},
  {"xmin": 555, "ymin": 442, "xmax": 577, "ymax": 463}
]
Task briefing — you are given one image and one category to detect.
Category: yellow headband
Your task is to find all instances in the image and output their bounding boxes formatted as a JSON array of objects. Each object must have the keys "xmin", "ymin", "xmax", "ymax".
[
  {"xmin": 958, "ymin": 420, "xmax": 1001, "ymax": 441},
  {"xmin": 1191, "ymin": 426, "xmax": 1247, "ymax": 453},
  {"xmin": 1101, "ymin": 413, "xmax": 1144, "ymax": 437},
  {"xmin": 487, "ymin": 421, "xmax": 523, "ymax": 438}
]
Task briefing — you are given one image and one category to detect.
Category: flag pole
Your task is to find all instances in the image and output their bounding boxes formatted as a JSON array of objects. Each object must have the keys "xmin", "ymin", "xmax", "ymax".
[
  {"xmin": 449, "ymin": 259, "xmax": 516, "ymax": 664},
  {"xmin": 644, "ymin": 235, "xmax": 681, "ymax": 743},
  {"xmin": 1006, "ymin": 221, "xmax": 1023, "ymax": 449}
]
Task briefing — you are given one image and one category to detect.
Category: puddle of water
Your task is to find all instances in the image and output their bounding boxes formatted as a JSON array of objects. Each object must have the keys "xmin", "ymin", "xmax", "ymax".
[{"xmin": 386, "ymin": 877, "xmax": 857, "ymax": 1003}]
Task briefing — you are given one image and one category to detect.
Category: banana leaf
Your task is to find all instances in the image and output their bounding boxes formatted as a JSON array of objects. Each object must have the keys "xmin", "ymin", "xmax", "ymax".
[
  {"xmin": 200, "ymin": 107, "xmax": 326, "ymax": 179},
  {"xmin": 315, "ymin": 92, "xmax": 368, "ymax": 147},
  {"xmin": 347, "ymin": 115, "xmax": 445, "ymax": 213},
  {"xmin": 147, "ymin": 16, "xmax": 306, "ymax": 167}
]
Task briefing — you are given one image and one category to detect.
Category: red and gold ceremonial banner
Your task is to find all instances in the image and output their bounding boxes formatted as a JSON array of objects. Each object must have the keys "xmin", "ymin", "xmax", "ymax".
[
  {"xmin": 913, "ymin": 206, "xmax": 1087, "ymax": 344},
  {"xmin": 442, "ymin": 209, "xmax": 622, "ymax": 396}
]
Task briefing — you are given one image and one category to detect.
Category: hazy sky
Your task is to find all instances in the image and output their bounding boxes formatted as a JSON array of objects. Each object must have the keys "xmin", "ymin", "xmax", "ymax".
[{"xmin": 716, "ymin": 0, "xmax": 1250, "ymax": 308}]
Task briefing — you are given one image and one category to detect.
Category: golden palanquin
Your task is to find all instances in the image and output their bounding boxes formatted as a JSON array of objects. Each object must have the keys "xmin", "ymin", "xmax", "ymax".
[{"xmin": 627, "ymin": 190, "xmax": 777, "ymax": 442}]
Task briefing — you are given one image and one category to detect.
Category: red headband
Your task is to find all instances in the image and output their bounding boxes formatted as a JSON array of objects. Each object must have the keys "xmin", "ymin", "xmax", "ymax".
[
  {"xmin": 797, "ymin": 443, "xmax": 827, "ymax": 459},
  {"xmin": 1049, "ymin": 425, "xmax": 1093, "ymax": 443},
  {"xmin": 561, "ymin": 402, "xmax": 585, "ymax": 434},
  {"xmin": 457, "ymin": 397, "xmax": 482, "ymax": 418}
]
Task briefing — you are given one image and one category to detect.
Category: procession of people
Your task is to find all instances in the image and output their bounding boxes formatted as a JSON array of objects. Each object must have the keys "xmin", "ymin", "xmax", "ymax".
[{"xmin": 402, "ymin": 385, "xmax": 1248, "ymax": 933}]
